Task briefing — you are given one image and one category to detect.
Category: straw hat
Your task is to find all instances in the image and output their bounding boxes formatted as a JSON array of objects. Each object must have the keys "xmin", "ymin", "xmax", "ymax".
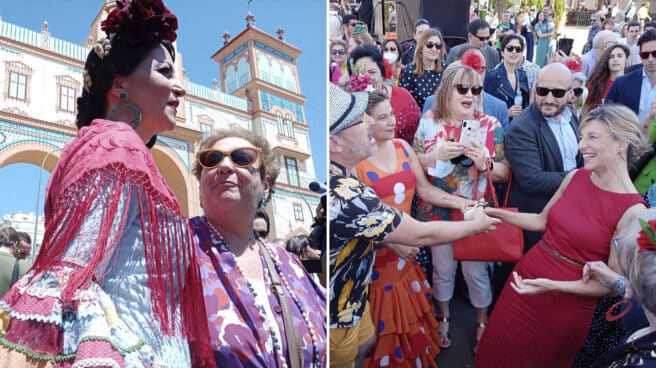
[{"xmin": 329, "ymin": 84, "xmax": 368, "ymax": 136}]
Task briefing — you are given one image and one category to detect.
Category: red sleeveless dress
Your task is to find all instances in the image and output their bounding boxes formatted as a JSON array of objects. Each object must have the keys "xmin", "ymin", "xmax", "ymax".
[
  {"xmin": 475, "ymin": 169, "xmax": 644, "ymax": 368},
  {"xmin": 355, "ymin": 139, "xmax": 440, "ymax": 368}
]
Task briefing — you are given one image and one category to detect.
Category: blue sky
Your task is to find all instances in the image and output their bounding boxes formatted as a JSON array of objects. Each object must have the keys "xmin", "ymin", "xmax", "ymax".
[{"xmin": 0, "ymin": 0, "xmax": 327, "ymax": 216}]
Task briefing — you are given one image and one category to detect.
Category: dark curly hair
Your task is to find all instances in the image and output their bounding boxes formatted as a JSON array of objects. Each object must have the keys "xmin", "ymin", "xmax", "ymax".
[
  {"xmin": 586, "ymin": 44, "xmax": 630, "ymax": 111},
  {"xmin": 75, "ymin": 38, "xmax": 175, "ymax": 129},
  {"xmin": 347, "ymin": 44, "xmax": 385, "ymax": 78}
]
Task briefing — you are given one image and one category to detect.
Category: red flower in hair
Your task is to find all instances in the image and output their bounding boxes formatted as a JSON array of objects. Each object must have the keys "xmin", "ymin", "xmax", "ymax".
[
  {"xmin": 102, "ymin": 0, "xmax": 178, "ymax": 45},
  {"xmin": 461, "ymin": 50, "xmax": 484, "ymax": 74},
  {"xmin": 638, "ymin": 219, "xmax": 656, "ymax": 253},
  {"xmin": 382, "ymin": 57, "xmax": 393, "ymax": 80},
  {"xmin": 564, "ymin": 58, "xmax": 582, "ymax": 73}
]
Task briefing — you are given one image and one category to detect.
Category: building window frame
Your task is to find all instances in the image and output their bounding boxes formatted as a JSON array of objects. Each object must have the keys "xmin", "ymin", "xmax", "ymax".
[
  {"xmin": 285, "ymin": 156, "xmax": 299, "ymax": 187},
  {"xmin": 55, "ymin": 75, "xmax": 80, "ymax": 114},
  {"xmin": 293, "ymin": 203, "xmax": 304, "ymax": 221},
  {"xmin": 4, "ymin": 61, "xmax": 33, "ymax": 104}
]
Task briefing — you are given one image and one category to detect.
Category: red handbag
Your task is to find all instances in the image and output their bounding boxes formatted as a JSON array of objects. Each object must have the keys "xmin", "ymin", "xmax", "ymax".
[{"xmin": 453, "ymin": 165, "xmax": 524, "ymax": 262}]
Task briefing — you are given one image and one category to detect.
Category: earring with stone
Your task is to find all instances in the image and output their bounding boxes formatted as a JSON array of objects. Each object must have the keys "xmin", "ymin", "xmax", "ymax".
[{"xmin": 109, "ymin": 90, "xmax": 142, "ymax": 129}]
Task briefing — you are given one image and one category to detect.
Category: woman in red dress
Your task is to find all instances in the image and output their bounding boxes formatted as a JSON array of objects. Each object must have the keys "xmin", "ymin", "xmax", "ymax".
[
  {"xmin": 349, "ymin": 45, "xmax": 422, "ymax": 144},
  {"xmin": 354, "ymin": 90, "xmax": 473, "ymax": 367},
  {"xmin": 475, "ymin": 104, "xmax": 648, "ymax": 367}
]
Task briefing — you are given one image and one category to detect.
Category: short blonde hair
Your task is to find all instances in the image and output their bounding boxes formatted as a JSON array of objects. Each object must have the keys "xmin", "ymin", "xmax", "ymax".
[
  {"xmin": 580, "ymin": 104, "xmax": 649, "ymax": 167},
  {"xmin": 430, "ymin": 62, "xmax": 483, "ymax": 120},
  {"xmin": 412, "ymin": 28, "xmax": 445, "ymax": 75},
  {"xmin": 330, "ymin": 38, "xmax": 347, "ymax": 50}
]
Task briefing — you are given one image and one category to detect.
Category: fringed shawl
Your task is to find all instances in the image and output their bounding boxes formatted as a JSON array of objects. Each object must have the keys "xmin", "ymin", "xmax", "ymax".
[{"xmin": 32, "ymin": 119, "xmax": 214, "ymax": 367}]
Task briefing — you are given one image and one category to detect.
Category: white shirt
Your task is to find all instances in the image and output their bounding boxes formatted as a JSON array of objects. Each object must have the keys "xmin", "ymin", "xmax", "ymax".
[
  {"xmin": 545, "ymin": 108, "xmax": 578, "ymax": 172},
  {"xmin": 638, "ymin": 70, "xmax": 656, "ymax": 122}
]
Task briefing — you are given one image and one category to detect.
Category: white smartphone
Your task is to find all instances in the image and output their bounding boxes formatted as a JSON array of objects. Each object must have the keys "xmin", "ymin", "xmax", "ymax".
[{"xmin": 459, "ymin": 119, "xmax": 486, "ymax": 147}]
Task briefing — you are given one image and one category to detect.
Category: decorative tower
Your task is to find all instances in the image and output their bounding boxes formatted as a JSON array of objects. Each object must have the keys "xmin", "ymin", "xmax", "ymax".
[{"xmin": 210, "ymin": 11, "xmax": 318, "ymax": 239}]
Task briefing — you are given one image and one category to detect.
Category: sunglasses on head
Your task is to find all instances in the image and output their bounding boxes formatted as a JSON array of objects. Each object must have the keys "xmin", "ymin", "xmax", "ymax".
[
  {"xmin": 573, "ymin": 87, "xmax": 584, "ymax": 97},
  {"xmin": 640, "ymin": 50, "xmax": 656, "ymax": 59},
  {"xmin": 331, "ymin": 49, "xmax": 346, "ymax": 56},
  {"xmin": 535, "ymin": 86, "xmax": 570, "ymax": 98},
  {"xmin": 197, "ymin": 147, "xmax": 262, "ymax": 169},
  {"xmin": 455, "ymin": 83, "xmax": 483, "ymax": 96},
  {"xmin": 505, "ymin": 45, "xmax": 523, "ymax": 53},
  {"xmin": 383, "ymin": 47, "xmax": 397, "ymax": 52},
  {"xmin": 425, "ymin": 42, "xmax": 442, "ymax": 50}
]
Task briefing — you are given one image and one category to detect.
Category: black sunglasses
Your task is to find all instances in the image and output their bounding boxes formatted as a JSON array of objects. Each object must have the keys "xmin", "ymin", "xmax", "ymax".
[
  {"xmin": 535, "ymin": 86, "xmax": 570, "ymax": 98},
  {"xmin": 197, "ymin": 147, "xmax": 262, "ymax": 169},
  {"xmin": 255, "ymin": 230, "xmax": 268, "ymax": 238},
  {"xmin": 640, "ymin": 50, "xmax": 656, "ymax": 59},
  {"xmin": 383, "ymin": 47, "xmax": 397, "ymax": 52},
  {"xmin": 425, "ymin": 42, "xmax": 442, "ymax": 50},
  {"xmin": 505, "ymin": 45, "xmax": 523, "ymax": 53},
  {"xmin": 331, "ymin": 49, "xmax": 346, "ymax": 56},
  {"xmin": 455, "ymin": 84, "xmax": 483, "ymax": 96},
  {"xmin": 573, "ymin": 87, "xmax": 584, "ymax": 97},
  {"xmin": 473, "ymin": 34, "xmax": 490, "ymax": 41}
]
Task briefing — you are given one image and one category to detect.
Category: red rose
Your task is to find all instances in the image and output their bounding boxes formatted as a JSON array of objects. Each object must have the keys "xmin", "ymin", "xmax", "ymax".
[
  {"xmin": 101, "ymin": 0, "xmax": 178, "ymax": 46},
  {"xmin": 462, "ymin": 50, "xmax": 484, "ymax": 74}
]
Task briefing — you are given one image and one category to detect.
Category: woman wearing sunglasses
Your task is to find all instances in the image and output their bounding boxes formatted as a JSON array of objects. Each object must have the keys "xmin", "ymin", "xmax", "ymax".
[
  {"xmin": 475, "ymin": 104, "xmax": 647, "ymax": 368},
  {"xmin": 399, "ymin": 28, "xmax": 446, "ymax": 109},
  {"xmin": 354, "ymin": 90, "xmax": 475, "ymax": 367},
  {"xmin": 413, "ymin": 62, "xmax": 510, "ymax": 353},
  {"xmin": 569, "ymin": 72, "xmax": 589, "ymax": 119},
  {"xmin": 585, "ymin": 43, "xmax": 630, "ymax": 113},
  {"xmin": 330, "ymin": 38, "xmax": 349, "ymax": 80},
  {"xmin": 188, "ymin": 126, "xmax": 326, "ymax": 367},
  {"xmin": 484, "ymin": 34, "xmax": 530, "ymax": 121},
  {"xmin": 348, "ymin": 45, "xmax": 421, "ymax": 145}
]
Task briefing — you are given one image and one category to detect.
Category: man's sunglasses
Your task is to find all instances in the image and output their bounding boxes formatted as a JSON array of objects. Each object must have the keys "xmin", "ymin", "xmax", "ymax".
[
  {"xmin": 640, "ymin": 50, "xmax": 656, "ymax": 59},
  {"xmin": 535, "ymin": 86, "xmax": 570, "ymax": 98},
  {"xmin": 331, "ymin": 49, "xmax": 346, "ymax": 56},
  {"xmin": 455, "ymin": 84, "xmax": 483, "ymax": 96},
  {"xmin": 473, "ymin": 34, "xmax": 490, "ymax": 42},
  {"xmin": 383, "ymin": 47, "xmax": 397, "ymax": 52},
  {"xmin": 425, "ymin": 42, "xmax": 442, "ymax": 50},
  {"xmin": 572, "ymin": 87, "xmax": 584, "ymax": 97},
  {"xmin": 505, "ymin": 46, "xmax": 523, "ymax": 53},
  {"xmin": 197, "ymin": 147, "xmax": 262, "ymax": 169}
]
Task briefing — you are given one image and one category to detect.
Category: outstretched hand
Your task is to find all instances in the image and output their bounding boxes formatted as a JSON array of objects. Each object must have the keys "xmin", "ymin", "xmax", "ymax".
[{"xmin": 510, "ymin": 271, "xmax": 554, "ymax": 295}]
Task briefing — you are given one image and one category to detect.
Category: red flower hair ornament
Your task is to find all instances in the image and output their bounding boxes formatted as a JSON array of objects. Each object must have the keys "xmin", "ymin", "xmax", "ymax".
[
  {"xmin": 461, "ymin": 50, "xmax": 484, "ymax": 74},
  {"xmin": 101, "ymin": 0, "xmax": 178, "ymax": 46},
  {"xmin": 637, "ymin": 219, "xmax": 656, "ymax": 253}
]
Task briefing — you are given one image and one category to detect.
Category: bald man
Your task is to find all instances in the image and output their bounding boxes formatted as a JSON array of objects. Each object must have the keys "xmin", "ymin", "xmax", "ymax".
[
  {"xmin": 582, "ymin": 30, "xmax": 619, "ymax": 77},
  {"xmin": 488, "ymin": 63, "xmax": 585, "ymax": 308}
]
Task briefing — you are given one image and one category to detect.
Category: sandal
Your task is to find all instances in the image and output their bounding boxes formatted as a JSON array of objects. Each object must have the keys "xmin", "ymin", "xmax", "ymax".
[
  {"xmin": 437, "ymin": 317, "xmax": 452, "ymax": 348},
  {"xmin": 473, "ymin": 321, "xmax": 486, "ymax": 354}
]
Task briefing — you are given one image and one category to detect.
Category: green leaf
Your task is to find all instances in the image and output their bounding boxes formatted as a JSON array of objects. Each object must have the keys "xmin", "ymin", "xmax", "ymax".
[{"xmin": 639, "ymin": 219, "xmax": 656, "ymax": 245}]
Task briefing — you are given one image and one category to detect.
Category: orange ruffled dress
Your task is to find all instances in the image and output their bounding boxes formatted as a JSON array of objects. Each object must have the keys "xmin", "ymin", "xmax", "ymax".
[{"xmin": 355, "ymin": 139, "xmax": 440, "ymax": 368}]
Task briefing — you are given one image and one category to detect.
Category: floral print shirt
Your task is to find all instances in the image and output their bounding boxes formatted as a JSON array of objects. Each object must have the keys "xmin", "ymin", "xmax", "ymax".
[
  {"xmin": 189, "ymin": 217, "xmax": 327, "ymax": 368},
  {"xmin": 413, "ymin": 112, "xmax": 505, "ymax": 221},
  {"xmin": 329, "ymin": 162, "xmax": 402, "ymax": 328}
]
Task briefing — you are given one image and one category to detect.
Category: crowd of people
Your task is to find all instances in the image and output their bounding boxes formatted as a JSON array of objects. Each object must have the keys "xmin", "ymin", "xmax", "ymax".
[{"xmin": 330, "ymin": 1, "xmax": 656, "ymax": 367}]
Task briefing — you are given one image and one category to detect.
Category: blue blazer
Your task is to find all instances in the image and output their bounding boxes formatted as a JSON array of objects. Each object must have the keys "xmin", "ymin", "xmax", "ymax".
[
  {"xmin": 484, "ymin": 64, "xmax": 530, "ymax": 110},
  {"xmin": 605, "ymin": 66, "xmax": 643, "ymax": 114}
]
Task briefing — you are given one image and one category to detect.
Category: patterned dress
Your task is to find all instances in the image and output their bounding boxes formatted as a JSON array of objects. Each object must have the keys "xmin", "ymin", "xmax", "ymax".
[
  {"xmin": 355, "ymin": 140, "xmax": 440, "ymax": 368},
  {"xmin": 189, "ymin": 217, "xmax": 327, "ymax": 368},
  {"xmin": 398, "ymin": 63, "xmax": 443, "ymax": 109}
]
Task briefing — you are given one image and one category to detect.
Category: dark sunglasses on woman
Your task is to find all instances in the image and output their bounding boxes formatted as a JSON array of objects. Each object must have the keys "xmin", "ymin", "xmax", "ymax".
[
  {"xmin": 331, "ymin": 49, "xmax": 346, "ymax": 56},
  {"xmin": 424, "ymin": 42, "xmax": 442, "ymax": 50},
  {"xmin": 572, "ymin": 87, "xmax": 584, "ymax": 97},
  {"xmin": 505, "ymin": 45, "xmax": 522, "ymax": 53},
  {"xmin": 455, "ymin": 84, "xmax": 483, "ymax": 96},
  {"xmin": 197, "ymin": 147, "xmax": 262, "ymax": 169},
  {"xmin": 535, "ymin": 87, "xmax": 570, "ymax": 98}
]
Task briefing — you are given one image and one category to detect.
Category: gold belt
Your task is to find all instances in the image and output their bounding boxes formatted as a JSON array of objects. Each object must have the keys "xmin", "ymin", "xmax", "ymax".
[{"xmin": 540, "ymin": 240, "xmax": 584, "ymax": 268}]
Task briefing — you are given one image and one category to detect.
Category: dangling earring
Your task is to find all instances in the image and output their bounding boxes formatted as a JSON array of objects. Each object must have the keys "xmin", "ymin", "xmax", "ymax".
[
  {"xmin": 109, "ymin": 90, "xmax": 142, "ymax": 129},
  {"xmin": 259, "ymin": 193, "xmax": 268, "ymax": 209}
]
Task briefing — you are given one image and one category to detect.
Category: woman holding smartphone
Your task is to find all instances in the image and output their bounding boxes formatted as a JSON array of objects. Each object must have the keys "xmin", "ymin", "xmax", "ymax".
[{"xmin": 413, "ymin": 62, "xmax": 511, "ymax": 353}]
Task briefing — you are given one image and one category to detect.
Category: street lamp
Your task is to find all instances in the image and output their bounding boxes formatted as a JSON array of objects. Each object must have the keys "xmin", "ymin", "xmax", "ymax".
[{"xmin": 32, "ymin": 147, "xmax": 61, "ymax": 262}]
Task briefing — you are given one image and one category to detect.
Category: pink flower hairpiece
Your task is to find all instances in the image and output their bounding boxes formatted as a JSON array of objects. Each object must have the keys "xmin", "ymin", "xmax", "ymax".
[
  {"xmin": 461, "ymin": 50, "xmax": 484, "ymax": 74},
  {"xmin": 101, "ymin": 0, "xmax": 178, "ymax": 46},
  {"xmin": 637, "ymin": 219, "xmax": 656, "ymax": 253},
  {"xmin": 347, "ymin": 73, "xmax": 374, "ymax": 93}
]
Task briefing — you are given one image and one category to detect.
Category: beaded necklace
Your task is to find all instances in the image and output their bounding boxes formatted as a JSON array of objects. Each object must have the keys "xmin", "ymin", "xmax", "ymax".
[{"xmin": 203, "ymin": 217, "xmax": 322, "ymax": 367}]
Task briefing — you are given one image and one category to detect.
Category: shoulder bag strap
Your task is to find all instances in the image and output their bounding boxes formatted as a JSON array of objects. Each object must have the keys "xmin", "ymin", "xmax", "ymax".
[
  {"xmin": 258, "ymin": 240, "xmax": 303, "ymax": 368},
  {"xmin": 10, "ymin": 258, "xmax": 20, "ymax": 286}
]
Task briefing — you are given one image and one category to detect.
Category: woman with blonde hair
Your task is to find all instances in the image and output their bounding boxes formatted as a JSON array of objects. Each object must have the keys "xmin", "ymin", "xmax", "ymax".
[
  {"xmin": 475, "ymin": 104, "xmax": 648, "ymax": 367},
  {"xmin": 413, "ymin": 62, "xmax": 511, "ymax": 352},
  {"xmin": 399, "ymin": 28, "xmax": 446, "ymax": 108}
]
